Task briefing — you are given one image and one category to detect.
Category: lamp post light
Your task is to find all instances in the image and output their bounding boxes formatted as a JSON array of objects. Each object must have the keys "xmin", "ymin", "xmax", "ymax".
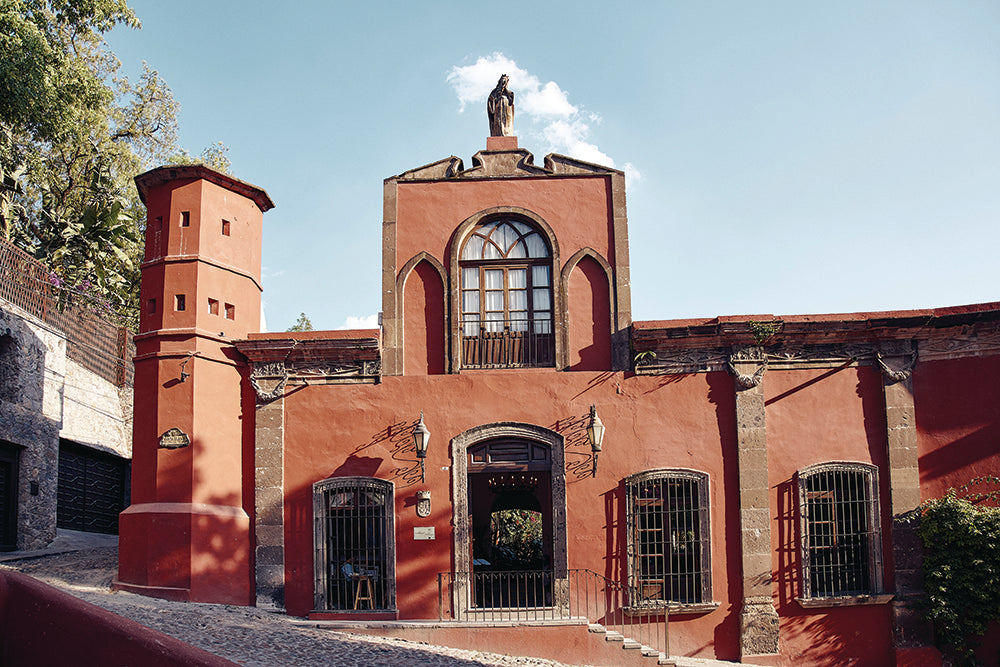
[
  {"xmin": 412, "ymin": 411, "xmax": 430, "ymax": 483},
  {"xmin": 586, "ymin": 404, "xmax": 605, "ymax": 477}
]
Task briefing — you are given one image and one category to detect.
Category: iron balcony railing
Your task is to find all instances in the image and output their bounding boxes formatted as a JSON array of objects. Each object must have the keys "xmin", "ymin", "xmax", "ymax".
[
  {"xmin": 461, "ymin": 320, "xmax": 554, "ymax": 369},
  {"xmin": 0, "ymin": 238, "xmax": 134, "ymax": 386},
  {"xmin": 438, "ymin": 569, "xmax": 669, "ymax": 660}
]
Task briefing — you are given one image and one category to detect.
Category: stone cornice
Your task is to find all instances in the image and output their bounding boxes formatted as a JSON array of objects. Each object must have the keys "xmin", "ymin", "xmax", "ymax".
[
  {"xmin": 233, "ymin": 331, "xmax": 381, "ymax": 384},
  {"xmin": 389, "ymin": 148, "xmax": 622, "ymax": 182},
  {"xmin": 633, "ymin": 302, "xmax": 1000, "ymax": 374}
]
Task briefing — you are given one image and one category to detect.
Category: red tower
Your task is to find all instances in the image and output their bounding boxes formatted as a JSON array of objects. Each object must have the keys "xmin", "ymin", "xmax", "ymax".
[{"xmin": 116, "ymin": 165, "xmax": 274, "ymax": 604}]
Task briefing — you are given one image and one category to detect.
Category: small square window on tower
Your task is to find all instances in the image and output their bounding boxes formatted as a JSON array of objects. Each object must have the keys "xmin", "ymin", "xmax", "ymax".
[
  {"xmin": 208, "ymin": 298, "xmax": 219, "ymax": 315},
  {"xmin": 154, "ymin": 216, "xmax": 163, "ymax": 231},
  {"xmin": 222, "ymin": 219, "xmax": 231, "ymax": 236},
  {"xmin": 224, "ymin": 303, "xmax": 235, "ymax": 320},
  {"xmin": 175, "ymin": 294, "xmax": 186, "ymax": 311},
  {"xmin": 147, "ymin": 298, "xmax": 157, "ymax": 314},
  {"xmin": 181, "ymin": 211, "xmax": 191, "ymax": 227}
]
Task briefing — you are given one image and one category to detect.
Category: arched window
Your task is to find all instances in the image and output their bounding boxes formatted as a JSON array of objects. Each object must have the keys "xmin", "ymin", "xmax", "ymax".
[{"xmin": 459, "ymin": 219, "xmax": 553, "ymax": 368}]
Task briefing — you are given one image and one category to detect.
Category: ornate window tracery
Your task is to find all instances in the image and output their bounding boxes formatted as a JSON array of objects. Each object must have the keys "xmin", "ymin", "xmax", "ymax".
[{"xmin": 459, "ymin": 219, "xmax": 554, "ymax": 368}]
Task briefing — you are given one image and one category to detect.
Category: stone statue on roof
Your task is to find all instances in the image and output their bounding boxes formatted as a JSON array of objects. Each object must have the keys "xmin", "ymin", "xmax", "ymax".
[{"xmin": 487, "ymin": 74, "xmax": 514, "ymax": 137}]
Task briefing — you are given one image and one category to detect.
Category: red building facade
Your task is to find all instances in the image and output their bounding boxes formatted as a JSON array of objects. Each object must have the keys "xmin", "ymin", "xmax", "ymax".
[{"xmin": 117, "ymin": 140, "xmax": 1000, "ymax": 666}]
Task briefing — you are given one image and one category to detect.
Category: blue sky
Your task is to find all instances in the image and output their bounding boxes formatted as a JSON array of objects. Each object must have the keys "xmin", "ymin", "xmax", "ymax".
[{"xmin": 108, "ymin": 1, "xmax": 1000, "ymax": 331}]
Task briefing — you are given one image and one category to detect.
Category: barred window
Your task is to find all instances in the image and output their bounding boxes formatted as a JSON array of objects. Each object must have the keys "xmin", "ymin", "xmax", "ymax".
[
  {"xmin": 797, "ymin": 462, "xmax": 883, "ymax": 599},
  {"xmin": 625, "ymin": 469, "xmax": 711, "ymax": 606},
  {"xmin": 313, "ymin": 477, "xmax": 395, "ymax": 611}
]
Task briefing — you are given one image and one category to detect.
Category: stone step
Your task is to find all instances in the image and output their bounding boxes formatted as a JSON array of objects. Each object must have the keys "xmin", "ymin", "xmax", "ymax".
[
  {"xmin": 623, "ymin": 638, "xmax": 642, "ymax": 650},
  {"xmin": 604, "ymin": 630, "xmax": 624, "ymax": 642}
]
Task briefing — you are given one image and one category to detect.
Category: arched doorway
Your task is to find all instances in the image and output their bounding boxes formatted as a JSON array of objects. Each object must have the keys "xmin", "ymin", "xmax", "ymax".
[{"xmin": 451, "ymin": 424, "xmax": 567, "ymax": 617}]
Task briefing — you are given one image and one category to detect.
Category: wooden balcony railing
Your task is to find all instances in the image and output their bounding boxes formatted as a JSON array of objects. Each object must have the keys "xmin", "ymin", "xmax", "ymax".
[{"xmin": 461, "ymin": 321, "xmax": 554, "ymax": 369}]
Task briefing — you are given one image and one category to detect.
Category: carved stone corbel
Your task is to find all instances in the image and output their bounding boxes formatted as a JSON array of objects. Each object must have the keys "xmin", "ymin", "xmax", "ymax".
[
  {"xmin": 876, "ymin": 350, "xmax": 917, "ymax": 383},
  {"xmin": 728, "ymin": 348, "xmax": 767, "ymax": 389},
  {"xmin": 250, "ymin": 362, "xmax": 289, "ymax": 402}
]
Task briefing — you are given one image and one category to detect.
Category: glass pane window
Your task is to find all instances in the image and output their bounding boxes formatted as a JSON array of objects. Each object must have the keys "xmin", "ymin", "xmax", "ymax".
[
  {"xmin": 524, "ymin": 233, "xmax": 547, "ymax": 258},
  {"xmin": 463, "ymin": 315, "xmax": 480, "ymax": 336},
  {"xmin": 462, "ymin": 291, "xmax": 480, "ymax": 314},
  {"xmin": 532, "ymin": 265, "xmax": 550, "ymax": 287},
  {"xmin": 533, "ymin": 289, "xmax": 550, "ymax": 311},
  {"xmin": 461, "ymin": 235, "xmax": 484, "ymax": 261}
]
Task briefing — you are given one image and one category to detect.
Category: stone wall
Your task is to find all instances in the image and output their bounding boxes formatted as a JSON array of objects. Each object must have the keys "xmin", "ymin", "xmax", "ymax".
[
  {"xmin": 0, "ymin": 304, "xmax": 64, "ymax": 549},
  {"xmin": 0, "ymin": 301, "xmax": 132, "ymax": 550}
]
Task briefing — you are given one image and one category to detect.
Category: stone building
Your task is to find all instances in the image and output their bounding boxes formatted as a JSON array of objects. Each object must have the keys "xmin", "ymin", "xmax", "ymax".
[
  {"xmin": 116, "ymin": 137, "xmax": 999, "ymax": 666},
  {"xmin": 0, "ymin": 240, "xmax": 133, "ymax": 551}
]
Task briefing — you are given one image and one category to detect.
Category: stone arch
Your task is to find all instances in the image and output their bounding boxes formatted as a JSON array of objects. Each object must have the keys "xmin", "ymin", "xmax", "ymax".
[
  {"xmin": 397, "ymin": 253, "xmax": 447, "ymax": 375},
  {"xmin": 560, "ymin": 248, "xmax": 614, "ymax": 370},
  {"xmin": 450, "ymin": 422, "xmax": 568, "ymax": 611},
  {"xmin": 447, "ymin": 208, "xmax": 562, "ymax": 373}
]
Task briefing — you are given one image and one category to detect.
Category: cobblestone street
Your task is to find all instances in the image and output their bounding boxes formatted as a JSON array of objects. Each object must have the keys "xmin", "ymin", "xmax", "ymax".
[{"xmin": 0, "ymin": 534, "xmax": 576, "ymax": 667}]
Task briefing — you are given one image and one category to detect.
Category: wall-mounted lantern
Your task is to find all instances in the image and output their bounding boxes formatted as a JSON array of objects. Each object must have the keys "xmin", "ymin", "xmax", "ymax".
[
  {"xmin": 586, "ymin": 404, "xmax": 605, "ymax": 477},
  {"xmin": 412, "ymin": 411, "xmax": 430, "ymax": 483},
  {"xmin": 179, "ymin": 353, "xmax": 195, "ymax": 383}
]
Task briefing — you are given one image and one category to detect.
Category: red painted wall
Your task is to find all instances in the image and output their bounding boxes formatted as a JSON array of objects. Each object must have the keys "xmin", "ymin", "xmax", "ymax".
[
  {"xmin": 764, "ymin": 365, "xmax": 893, "ymax": 667},
  {"xmin": 403, "ymin": 260, "xmax": 446, "ymax": 375},
  {"xmin": 567, "ymin": 255, "xmax": 612, "ymax": 371},
  {"xmin": 914, "ymin": 355, "xmax": 1000, "ymax": 500},
  {"xmin": 281, "ymin": 369, "xmax": 741, "ymax": 661},
  {"xmin": 120, "ymin": 170, "xmax": 264, "ymax": 605},
  {"xmin": 395, "ymin": 178, "xmax": 615, "ymax": 273}
]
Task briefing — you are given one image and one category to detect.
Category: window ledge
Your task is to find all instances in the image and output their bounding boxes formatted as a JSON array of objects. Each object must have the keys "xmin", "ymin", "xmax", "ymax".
[
  {"xmin": 624, "ymin": 601, "xmax": 720, "ymax": 617},
  {"xmin": 796, "ymin": 594, "xmax": 894, "ymax": 609}
]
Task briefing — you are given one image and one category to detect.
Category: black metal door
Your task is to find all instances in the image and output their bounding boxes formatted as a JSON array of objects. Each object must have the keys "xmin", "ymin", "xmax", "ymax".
[
  {"xmin": 0, "ymin": 441, "xmax": 19, "ymax": 551},
  {"xmin": 57, "ymin": 440, "xmax": 129, "ymax": 534}
]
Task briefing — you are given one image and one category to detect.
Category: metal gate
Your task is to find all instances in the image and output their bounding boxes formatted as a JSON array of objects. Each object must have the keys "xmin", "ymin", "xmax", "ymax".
[{"xmin": 57, "ymin": 440, "xmax": 129, "ymax": 535}]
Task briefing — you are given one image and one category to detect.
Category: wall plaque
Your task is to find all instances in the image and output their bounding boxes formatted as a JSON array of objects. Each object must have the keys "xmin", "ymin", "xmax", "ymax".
[
  {"xmin": 159, "ymin": 427, "xmax": 191, "ymax": 449},
  {"xmin": 413, "ymin": 526, "xmax": 435, "ymax": 540}
]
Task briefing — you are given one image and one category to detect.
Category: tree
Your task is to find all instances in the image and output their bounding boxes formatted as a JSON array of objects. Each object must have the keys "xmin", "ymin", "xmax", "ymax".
[
  {"xmin": 0, "ymin": 1, "xmax": 225, "ymax": 329},
  {"xmin": 287, "ymin": 313, "xmax": 314, "ymax": 332}
]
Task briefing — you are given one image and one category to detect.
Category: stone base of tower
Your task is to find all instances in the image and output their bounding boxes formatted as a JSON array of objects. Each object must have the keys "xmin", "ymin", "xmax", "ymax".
[{"xmin": 115, "ymin": 502, "xmax": 252, "ymax": 605}]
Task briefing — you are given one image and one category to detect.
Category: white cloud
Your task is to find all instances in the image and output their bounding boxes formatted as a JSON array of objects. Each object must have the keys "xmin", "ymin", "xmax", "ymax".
[
  {"xmin": 446, "ymin": 53, "xmax": 639, "ymax": 188},
  {"xmin": 338, "ymin": 314, "xmax": 379, "ymax": 330}
]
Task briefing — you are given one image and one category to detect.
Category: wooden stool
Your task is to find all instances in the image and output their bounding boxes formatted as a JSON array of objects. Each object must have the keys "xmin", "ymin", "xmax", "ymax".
[{"xmin": 353, "ymin": 575, "xmax": 373, "ymax": 609}]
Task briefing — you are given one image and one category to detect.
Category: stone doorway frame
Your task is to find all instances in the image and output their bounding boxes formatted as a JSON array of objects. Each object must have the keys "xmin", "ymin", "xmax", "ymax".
[{"xmin": 450, "ymin": 422, "xmax": 567, "ymax": 616}]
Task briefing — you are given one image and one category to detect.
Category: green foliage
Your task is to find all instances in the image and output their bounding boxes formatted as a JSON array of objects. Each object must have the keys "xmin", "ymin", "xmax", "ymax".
[
  {"xmin": 0, "ymin": 0, "xmax": 227, "ymax": 329},
  {"xmin": 747, "ymin": 319, "xmax": 781, "ymax": 344},
  {"xmin": 490, "ymin": 509, "xmax": 544, "ymax": 569},
  {"xmin": 168, "ymin": 142, "xmax": 231, "ymax": 174},
  {"xmin": 287, "ymin": 312, "xmax": 314, "ymax": 332},
  {"xmin": 633, "ymin": 350, "xmax": 657, "ymax": 367},
  {"xmin": 919, "ymin": 478, "xmax": 1000, "ymax": 666}
]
